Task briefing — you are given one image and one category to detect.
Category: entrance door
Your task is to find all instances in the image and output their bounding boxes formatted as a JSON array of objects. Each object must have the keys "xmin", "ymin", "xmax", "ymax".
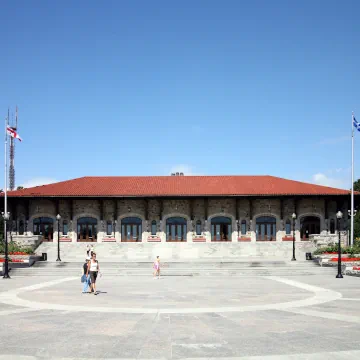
[
  {"xmin": 211, "ymin": 217, "xmax": 232, "ymax": 241},
  {"xmin": 300, "ymin": 216, "xmax": 320, "ymax": 239},
  {"xmin": 77, "ymin": 217, "xmax": 97, "ymax": 242},
  {"xmin": 166, "ymin": 217, "xmax": 187, "ymax": 241},
  {"xmin": 33, "ymin": 217, "xmax": 54, "ymax": 241},
  {"xmin": 121, "ymin": 217, "xmax": 142, "ymax": 242},
  {"xmin": 256, "ymin": 216, "xmax": 276, "ymax": 241}
]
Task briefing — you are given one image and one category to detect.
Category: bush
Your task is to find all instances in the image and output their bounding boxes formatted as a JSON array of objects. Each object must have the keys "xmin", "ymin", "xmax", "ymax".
[{"xmin": 0, "ymin": 242, "xmax": 33, "ymax": 255}]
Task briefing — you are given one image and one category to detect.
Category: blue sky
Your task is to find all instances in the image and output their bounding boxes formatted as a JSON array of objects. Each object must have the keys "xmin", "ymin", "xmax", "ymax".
[{"xmin": 0, "ymin": 0, "xmax": 359, "ymax": 189}]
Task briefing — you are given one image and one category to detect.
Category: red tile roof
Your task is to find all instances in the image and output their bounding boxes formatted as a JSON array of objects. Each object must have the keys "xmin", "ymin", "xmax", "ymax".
[{"xmin": 5, "ymin": 176, "xmax": 353, "ymax": 197}]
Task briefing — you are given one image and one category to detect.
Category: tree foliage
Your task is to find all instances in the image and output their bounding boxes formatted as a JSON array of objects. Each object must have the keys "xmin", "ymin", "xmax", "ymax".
[{"xmin": 354, "ymin": 179, "xmax": 360, "ymax": 239}]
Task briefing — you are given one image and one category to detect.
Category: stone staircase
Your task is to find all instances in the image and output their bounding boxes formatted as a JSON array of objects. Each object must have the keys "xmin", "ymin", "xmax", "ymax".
[
  {"xmin": 33, "ymin": 241, "xmax": 316, "ymax": 262},
  {"xmin": 8, "ymin": 259, "xmax": 334, "ymax": 277},
  {"xmin": 4, "ymin": 241, "xmax": 328, "ymax": 277}
]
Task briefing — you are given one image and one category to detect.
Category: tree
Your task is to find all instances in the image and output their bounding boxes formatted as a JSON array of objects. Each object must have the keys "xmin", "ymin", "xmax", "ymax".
[
  {"xmin": 16, "ymin": 186, "xmax": 24, "ymax": 190},
  {"xmin": 353, "ymin": 179, "xmax": 360, "ymax": 239}
]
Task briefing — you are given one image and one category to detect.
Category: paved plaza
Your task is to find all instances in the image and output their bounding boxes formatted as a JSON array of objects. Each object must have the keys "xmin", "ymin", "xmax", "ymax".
[{"xmin": 0, "ymin": 272, "xmax": 360, "ymax": 360}]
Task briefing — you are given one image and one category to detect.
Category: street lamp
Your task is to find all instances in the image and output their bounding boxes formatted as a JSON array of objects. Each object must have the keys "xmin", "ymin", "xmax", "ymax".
[
  {"xmin": 291, "ymin": 213, "xmax": 296, "ymax": 261},
  {"xmin": 2, "ymin": 211, "xmax": 10, "ymax": 279},
  {"xmin": 336, "ymin": 210, "xmax": 343, "ymax": 278},
  {"xmin": 56, "ymin": 214, "xmax": 61, "ymax": 262}
]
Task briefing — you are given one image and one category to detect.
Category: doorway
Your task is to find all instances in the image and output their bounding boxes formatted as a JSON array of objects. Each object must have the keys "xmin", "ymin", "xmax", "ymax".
[
  {"xmin": 77, "ymin": 217, "xmax": 97, "ymax": 242},
  {"xmin": 33, "ymin": 217, "xmax": 54, "ymax": 241},
  {"xmin": 211, "ymin": 216, "xmax": 232, "ymax": 241},
  {"xmin": 300, "ymin": 216, "xmax": 320, "ymax": 239}
]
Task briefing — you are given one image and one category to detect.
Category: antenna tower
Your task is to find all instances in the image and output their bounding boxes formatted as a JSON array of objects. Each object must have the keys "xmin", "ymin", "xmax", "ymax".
[{"xmin": 8, "ymin": 106, "xmax": 18, "ymax": 190}]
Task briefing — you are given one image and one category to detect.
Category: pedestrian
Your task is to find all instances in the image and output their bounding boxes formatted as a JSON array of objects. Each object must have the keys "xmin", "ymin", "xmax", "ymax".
[
  {"xmin": 153, "ymin": 256, "xmax": 160, "ymax": 279},
  {"xmin": 81, "ymin": 256, "xmax": 91, "ymax": 293},
  {"xmin": 86, "ymin": 244, "xmax": 91, "ymax": 257},
  {"xmin": 87, "ymin": 252, "xmax": 100, "ymax": 295},
  {"xmin": 90, "ymin": 244, "xmax": 95, "ymax": 257}
]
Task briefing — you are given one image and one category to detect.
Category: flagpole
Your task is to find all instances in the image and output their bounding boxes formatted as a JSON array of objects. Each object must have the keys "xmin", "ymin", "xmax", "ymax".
[
  {"xmin": 3, "ymin": 110, "xmax": 10, "ymax": 278},
  {"xmin": 351, "ymin": 112, "xmax": 355, "ymax": 247}
]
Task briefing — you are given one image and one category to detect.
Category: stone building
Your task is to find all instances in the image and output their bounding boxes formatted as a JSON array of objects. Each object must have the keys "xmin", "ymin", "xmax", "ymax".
[{"xmin": 3, "ymin": 175, "xmax": 355, "ymax": 249}]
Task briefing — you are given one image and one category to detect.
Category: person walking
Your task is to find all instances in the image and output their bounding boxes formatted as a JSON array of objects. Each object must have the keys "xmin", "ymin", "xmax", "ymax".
[
  {"xmin": 86, "ymin": 244, "xmax": 91, "ymax": 257},
  {"xmin": 153, "ymin": 256, "xmax": 160, "ymax": 279},
  {"xmin": 87, "ymin": 252, "xmax": 100, "ymax": 295},
  {"xmin": 82, "ymin": 256, "xmax": 91, "ymax": 293}
]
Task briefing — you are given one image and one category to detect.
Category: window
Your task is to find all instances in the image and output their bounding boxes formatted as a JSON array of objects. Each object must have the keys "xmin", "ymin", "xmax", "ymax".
[
  {"xmin": 256, "ymin": 216, "xmax": 276, "ymax": 241},
  {"xmin": 330, "ymin": 219, "xmax": 335, "ymax": 234},
  {"xmin": 107, "ymin": 221, "xmax": 112, "ymax": 235},
  {"xmin": 211, "ymin": 216, "xmax": 232, "ymax": 241},
  {"xmin": 166, "ymin": 217, "xmax": 187, "ymax": 241},
  {"xmin": 63, "ymin": 220, "xmax": 68, "ymax": 235},
  {"xmin": 151, "ymin": 220, "xmax": 157, "ymax": 236},
  {"xmin": 121, "ymin": 217, "xmax": 142, "ymax": 242},
  {"xmin": 33, "ymin": 217, "xmax": 54, "ymax": 241},
  {"xmin": 196, "ymin": 220, "xmax": 201, "ymax": 235},
  {"xmin": 241, "ymin": 220, "xmax": 247, "ymax": 235},
  {"xmin": 19, "ymin": 220, "xmax": 24, "ymax": 235},
  {"xmin": 285, "ymin": 220, "xmax": 291, "ymax": 235}
]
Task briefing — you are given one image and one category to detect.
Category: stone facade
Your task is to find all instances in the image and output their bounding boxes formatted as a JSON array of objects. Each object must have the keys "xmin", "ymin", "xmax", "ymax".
[{"xmin": 8, "ymin": 196, "xmax": 349, "ymax": 246}]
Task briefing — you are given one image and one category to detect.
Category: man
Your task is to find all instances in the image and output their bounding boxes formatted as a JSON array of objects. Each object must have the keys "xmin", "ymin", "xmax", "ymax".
[{"xmin": 82, "ymin": 257, "xmax": 91, "ymax": 293}]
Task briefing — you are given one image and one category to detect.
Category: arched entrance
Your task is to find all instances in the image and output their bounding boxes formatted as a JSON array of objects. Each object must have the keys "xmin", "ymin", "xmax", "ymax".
[
  {"xmin": 211, "ymin": 216, "xmax": 232, "ymax": 241},
  {"xmin": 256, "ymin": 216, "xmax": 276, "ymax": 241},
  {"xmin": 121, "ymin": 217, "xmax": 142, "ymax": 242},
  {"xmin": 300, "ymin": 216, "xmax": 320, "ymax": 239},
  {"xmin": 77, "ymin": 217, "xmax": 97, "ymax": 242},
  {"xmin": 166, "ymin": 217, "xmax": 187, "ymax": 242},
  {"xmin": 33, "ymin": 217, "xmax": 54, "ymax": 241}
]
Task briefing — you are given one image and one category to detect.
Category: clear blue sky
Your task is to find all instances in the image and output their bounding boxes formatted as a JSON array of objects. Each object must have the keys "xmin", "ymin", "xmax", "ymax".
[{"xmin": 0, "ymin": 0, "xmax": 359, "ymax": 189}]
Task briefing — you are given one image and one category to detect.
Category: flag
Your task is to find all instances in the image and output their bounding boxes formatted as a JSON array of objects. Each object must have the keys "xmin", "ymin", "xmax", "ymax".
[{"xmin": 6, "ymin": 126, "xmax": 22, "ymax": 141}]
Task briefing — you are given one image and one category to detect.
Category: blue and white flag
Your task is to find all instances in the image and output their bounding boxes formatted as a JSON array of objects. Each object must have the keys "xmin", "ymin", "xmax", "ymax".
[{"xmin": 353, "ymin": 116, "xmax": 360, "ymax": 132}]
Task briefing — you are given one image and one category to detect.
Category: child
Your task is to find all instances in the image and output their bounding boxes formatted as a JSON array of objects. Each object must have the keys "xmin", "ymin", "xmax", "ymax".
[{"xmin": 153, "ymin": 256, "xmax": 160, "ymax": 279}]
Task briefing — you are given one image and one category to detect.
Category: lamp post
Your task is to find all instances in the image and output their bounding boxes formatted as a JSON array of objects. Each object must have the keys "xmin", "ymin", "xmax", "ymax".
[
  {"xmin": 2, "ymin": 211, "xmax": 10, "ymax": 279},
  {"xmin": 237, "ymin": 220, "xmax": 240, "ymax": 238},
  {"xmin": 291, "ymin": 213, "xmax": 296, "ymax": 261},
  {"xmin": 336, "ymin": 210, "xmax": 343, "ymax": 278},
  {"xmin": 56, "ymin": 214, "xmax": 61, "ymax": 262}
]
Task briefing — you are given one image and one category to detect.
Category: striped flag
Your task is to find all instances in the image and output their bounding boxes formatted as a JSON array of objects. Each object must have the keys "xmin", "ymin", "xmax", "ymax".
[
  {"xmin": 6, "ymin": 126, "xmax": 22, "ymax": 141},
  {"xmin": 353, "ymin": 116, "xmax": 360, "ymax": 132}
]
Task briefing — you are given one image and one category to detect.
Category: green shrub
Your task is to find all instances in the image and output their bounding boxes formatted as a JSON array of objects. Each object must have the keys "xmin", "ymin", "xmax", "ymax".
[{"xmin": 0, "ymin": 242, "xmax": 33, "ymax": 254}]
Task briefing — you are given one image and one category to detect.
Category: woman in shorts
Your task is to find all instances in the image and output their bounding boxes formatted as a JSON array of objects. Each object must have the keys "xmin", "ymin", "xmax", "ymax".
[
  {"xmin": 153, "ymin": 256, "xmax": 160, "ymax": 279},
  {"xmin": 87, "ymin": 252, "xmax": 100, "ymax": 295}
]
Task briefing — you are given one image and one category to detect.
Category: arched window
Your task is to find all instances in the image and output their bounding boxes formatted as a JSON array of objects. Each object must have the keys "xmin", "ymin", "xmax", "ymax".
[
  {"xmin": 196, "ymin": 220, "xmax": 201, "ymax": 235},
  {"xmin": 285, "ymin": 220, "xmax": 291, "ymax": 235},
  {"xmin": 151, "ymin": 220, "xmax": 157, "ymax": 236},
  {"xmin": 241, "ymin": 220, "xmax": 247, "ymax": 235},
  {"xmin": 166, "ymin": 217, "xmax": 187, "ymax": 241},
  {"xmin": 19, "ymin": 220, "xmax": 25, "ymax": 235},
  {"xmin": 121, "ymin": 217, "xmax": 142, "ymax": 242},
  {"xmin": 63, "ymin": 220, "xmax": 68, "ymax": 235},
  {"xmin": 33, "ymin": 217, "xmax": 54, "ymax": 241},
  {"xmin": 256, "ymin": 216, "xmax": 276, "ymax": 241},
  {"xmin": 77, "ymin": 217, "xmax": 97, "ymax": 242},
  {"xmin": 211, "ymin": 216, "xmax": 232, "ymax": 241},
  {"xmin": 330, "ymin": 219, "xmax": 335, "ymax": 234}
]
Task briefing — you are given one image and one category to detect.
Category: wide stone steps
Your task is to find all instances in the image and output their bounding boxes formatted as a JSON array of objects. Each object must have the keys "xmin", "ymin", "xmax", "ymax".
[{"xmin": 8, "ymin": 260, "xmax": 335, "ymax": 277}]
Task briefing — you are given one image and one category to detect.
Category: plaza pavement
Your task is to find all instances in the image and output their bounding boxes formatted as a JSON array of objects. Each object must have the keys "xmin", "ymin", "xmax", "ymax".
[{"xmin": 0, "ymin": 272, "xmax": 360, "ymax": 360}]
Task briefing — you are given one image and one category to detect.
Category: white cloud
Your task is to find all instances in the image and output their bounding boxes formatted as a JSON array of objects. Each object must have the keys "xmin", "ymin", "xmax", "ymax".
[
  {"xmin": 21, "ymin": 177, "xmax": 58, "ymax": 188},
  {"xmin": 168, "ymin": 164, "xmax": 201, "ymax": 176},
  {"xmin": 312, "ymin": 173, "xmax": 347, "ymax": 188}
]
